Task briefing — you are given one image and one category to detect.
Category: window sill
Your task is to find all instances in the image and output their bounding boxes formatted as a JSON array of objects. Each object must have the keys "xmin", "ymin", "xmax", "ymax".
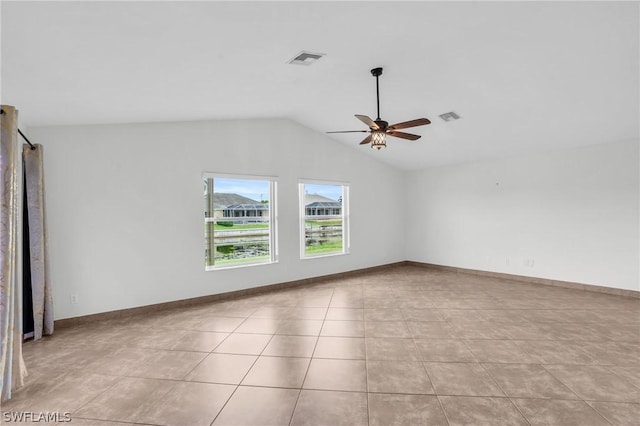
[
  {"xmin": 206, "ymin": 260, "xmax": 278, "ymax": 271},
  {"xmin": 300, "ymin": 251, "xmax": 350, "ymax": 260}
]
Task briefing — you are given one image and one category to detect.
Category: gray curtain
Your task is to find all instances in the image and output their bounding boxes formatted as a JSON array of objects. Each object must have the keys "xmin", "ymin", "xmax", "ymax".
[
  {"xmin": 0, "ymin": 105, "xmax": 27, "ymax": 402},
  {"xmin": 23, "ymin": 144, "xmax": 54, "ymax": 340}
]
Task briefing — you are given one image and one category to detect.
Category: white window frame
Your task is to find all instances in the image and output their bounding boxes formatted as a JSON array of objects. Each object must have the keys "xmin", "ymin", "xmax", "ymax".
[
  {"xmin": 204, "ymin": 172, "xmax": 278, "ymax": 270},
  {"xmin": 299, "ymin": 179, "xmax": 350, "ymax": 259}
]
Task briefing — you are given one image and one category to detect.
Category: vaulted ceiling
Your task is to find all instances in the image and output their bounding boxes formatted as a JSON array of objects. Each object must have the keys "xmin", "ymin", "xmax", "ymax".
[{"xmin": 2, "ymin": 1, "xmax": 638, "ymax": 170}]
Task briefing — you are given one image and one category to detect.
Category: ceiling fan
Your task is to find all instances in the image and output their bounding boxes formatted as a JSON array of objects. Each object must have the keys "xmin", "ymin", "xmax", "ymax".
[{"xmin": 327, "ymin": 67, "xmax": 431, "ymax": 150}]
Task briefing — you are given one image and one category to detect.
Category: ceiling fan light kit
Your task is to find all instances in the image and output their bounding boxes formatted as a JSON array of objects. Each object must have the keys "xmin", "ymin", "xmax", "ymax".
[
  {"xmin": 327, "ymin": 67, "xmax": 431, "ymax": 150},
  {"xmin": 371, "ymin": 131, "xmax": 387, "ymax": 150}
]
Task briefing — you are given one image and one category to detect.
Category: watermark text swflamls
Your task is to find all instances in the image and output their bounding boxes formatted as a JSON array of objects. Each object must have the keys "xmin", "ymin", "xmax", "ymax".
[{"xmin": 2, "ymin": 411, "xmax": 71, "ymax": 423}]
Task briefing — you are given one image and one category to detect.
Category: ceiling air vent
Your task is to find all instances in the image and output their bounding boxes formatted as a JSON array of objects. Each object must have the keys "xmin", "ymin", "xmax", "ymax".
[
  {"xmin": 288, "ymin": 51, "xmax": 325, "ymax": 66},
  {"xmin": 439, "ymin": 111, "xmax": 461, "ymax": 122}
]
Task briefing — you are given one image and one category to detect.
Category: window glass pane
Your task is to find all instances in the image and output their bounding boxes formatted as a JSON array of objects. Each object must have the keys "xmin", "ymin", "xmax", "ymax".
[
  {"xmin": 302, "ymin": 183, "xmax": 345, "ymax": 257},
  {"xmin": 205, "ymin": 176, "xmax": 273, "ymax": 268}
]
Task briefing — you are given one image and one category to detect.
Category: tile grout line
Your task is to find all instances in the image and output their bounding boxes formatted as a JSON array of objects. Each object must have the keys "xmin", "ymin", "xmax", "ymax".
[
  {"xmin": 202, "ymin": 294, "xmax": 333, "ymax": 423},
  {"xmin": 530, "ymin": 364, "xmax": 614, "ymax": 425},
  {"xmin": 180, "ymin": 314, "xmax": 250, "ymax": 383},
  {"xmin": 583, "ymin": 400, "xmax": 619, "ymax": 426},
  {"xmin": 400, "ymin": 286, "xmax": 452, "ymax": 426},
  {"xmin": 475, "ymin": 361, "xmax": 532, "ymax": 426},
  {"xmin": 287, "ymin": 287, "xmax": 334, "ymax": 426},
  {"xmin": 360, "ymin": 285, "xmax": 371, "ymax": 426},
  {"xmin": 206, "ymin": 309, "xmax": 275, "ymax": 426},
  {"xmin": 67, "ymin": 377, "xmax": 126, "ymax": 422}
]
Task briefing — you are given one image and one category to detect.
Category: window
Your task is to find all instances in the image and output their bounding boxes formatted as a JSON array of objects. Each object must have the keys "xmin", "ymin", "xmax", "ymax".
[
  {"xmin": 204, "ymin": 174, "xmax": 277, "ymax": 269},
  {"xmin": 300, "ymin": 180, "xmax": 349, "ymax": 258}
]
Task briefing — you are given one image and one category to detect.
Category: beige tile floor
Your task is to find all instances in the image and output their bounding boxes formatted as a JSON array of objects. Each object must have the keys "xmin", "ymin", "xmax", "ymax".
[{"xmin": 3, "ymin": 265, "xmax": 639, "ymax": 425}]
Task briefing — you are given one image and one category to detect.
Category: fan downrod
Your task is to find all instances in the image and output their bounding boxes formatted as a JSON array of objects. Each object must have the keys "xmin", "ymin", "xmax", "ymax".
[{"xmin": 371, "ymin": 67, "xmax": 383, "ymax": 120}]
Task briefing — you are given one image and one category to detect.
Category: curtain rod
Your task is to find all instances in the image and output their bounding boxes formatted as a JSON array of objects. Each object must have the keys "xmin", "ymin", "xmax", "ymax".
[{"xmin": 0, "ymin": 108, "xmax": 37, "ymax": 150}]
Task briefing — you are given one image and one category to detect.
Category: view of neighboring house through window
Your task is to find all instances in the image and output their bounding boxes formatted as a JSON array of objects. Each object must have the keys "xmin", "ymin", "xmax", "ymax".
[
  {"xmin": 300, "ymin": 181, "xmax": 349, "ymax": 257},
  {"xmin": 204, "ymin": 174, "xmax": 277, "ymax": 269}
]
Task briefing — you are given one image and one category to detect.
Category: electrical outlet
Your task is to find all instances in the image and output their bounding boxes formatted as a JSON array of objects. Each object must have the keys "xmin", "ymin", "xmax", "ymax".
[
  {"xmin": 70, "ymin": 294, "xmax": 79, "ymax": 304},
  {"xmin": 505, "ymin": 257, "xmax": 510, "ymax": 266},
  {"xmin": 523, "ymin": 259, "xmax": 535, "ymax": 268}
]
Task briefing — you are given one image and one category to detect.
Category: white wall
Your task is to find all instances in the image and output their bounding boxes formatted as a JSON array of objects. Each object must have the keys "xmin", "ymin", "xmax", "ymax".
[
  {"xmin": 405, "ymin": 139, "xmax": 639, "ymax": 291},
  {"xmin": 31, "ymin": 119, "xmax": 406, "ymax": 319},
  {"xmin": 28, "ymin": 119, "xmax": 639, "ymax": 320}
]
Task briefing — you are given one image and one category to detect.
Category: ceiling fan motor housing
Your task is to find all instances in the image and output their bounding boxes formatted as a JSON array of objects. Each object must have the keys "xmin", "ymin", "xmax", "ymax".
[{"xmin": 374, "ymin": 120, "xmax": 388, "ymax": 131}]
